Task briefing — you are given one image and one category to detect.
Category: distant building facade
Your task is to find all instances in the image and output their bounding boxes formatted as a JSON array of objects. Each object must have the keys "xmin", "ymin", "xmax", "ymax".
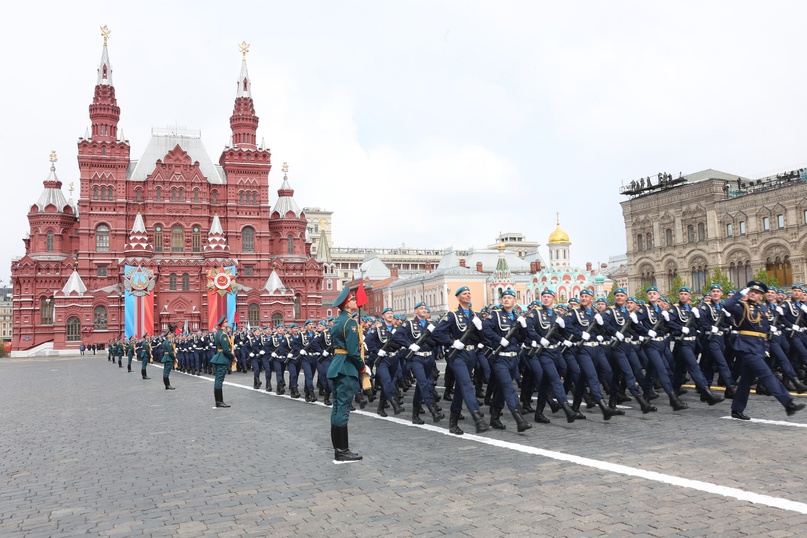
[{"xmin": 621, "ymin": 167, "xmax": 807, "ymax": 294}]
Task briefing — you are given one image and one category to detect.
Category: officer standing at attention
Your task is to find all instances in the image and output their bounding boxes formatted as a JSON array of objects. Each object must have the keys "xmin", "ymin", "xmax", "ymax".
[
  {"xmin": 725, "ymin": 281, "xmax": 805, "ymax": 420},
  {"xmin": 161, "ymin": 332, "xmax": 177, "ymax": 390},
  {"xmin": 210, "ymin": 315, "xmax": 234, "ymax": 408},
  {"xmin": 327, "ymin": 287, "xmax": 365, "ymax": 462}
]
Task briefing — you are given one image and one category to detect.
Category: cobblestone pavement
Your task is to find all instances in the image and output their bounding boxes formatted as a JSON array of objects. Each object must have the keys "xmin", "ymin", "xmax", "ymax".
[{"xmin": 2, "ymin": 356, "xmax": 807, "ymax": 537}]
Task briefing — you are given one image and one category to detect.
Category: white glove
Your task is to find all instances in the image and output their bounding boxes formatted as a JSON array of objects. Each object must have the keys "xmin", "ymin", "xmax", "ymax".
[
  {"xmin": 692, "ymin": 308, "xmax": 700, "ymax": 319},
  {"xmin": 801, "ymin": 304, "xmax": 807, "ymax": 315},
  {"xmin": 377, "ymin": 349, "xmax": 387, "ymax": 357},
  {"xmin": 517, "ymin": 316, "xmax": 527, "ymax": 328},
  {"xmin": 776, "ymin": 306, "xmax": 784, "ymax": 316},
  {"xmin": 249, "ymin": 353, "xmax": 255, "ymax": 357},
  {"xmin": 710, "ymin": 326, "xmax": 720, "ymax": 334},
  {"xmin": 452, "ymin": 340, "xmax": 464, "ymax": 350},
  {"xmin": 594, "ymin": 313, "xmax": 604, "ymax": 325},
  {"xmin": 615, "ymin": 332, "xmax": 625, "ymax": 341},
  {"xmin": 259, "ymin": 350, "xmax": 265, "ymax": 355},
  {"xmin": 322, "ymin": 350, "xmax": 329, "ymax": 357},
  {"xmin": 300, "ymin": 350, "xmax": 307, "ymax": 355},
  {"xmin": 271, "ymin": 352, "xmax": 278, "ymax": 358},
  {"xmin": 531, "ymin": 340, "xmax": 538, "ymax": 348},
  {"xmin": 562, "ymin": 340, "xmax": 572, "ymax": 347},
  {"xmin": 661, "ymin": 311, "xmax": 670, "ymax": 321},
  {"xmin": 596, "ymin": 335, "xmax": 604, "ymax": 342},
  {"xmin": 499, "ymin": 338, "xmax": 509, "ymax": 348},
  {"xmin": 477, "ymin": 343, "xmax": 485, "ymax": 349},
  {"xmin": 540, "ymin": 338, "xmax": 550, "ymax": 347},
  {"xmin": 682, "ymin": 327, "xmax": 690, "ymax": 335},
  {"xmin": 638, "ymin": 336, "xmax": 645, "ymax": 342},
  {"xmin": 771, "ymin": 326, "xmax": 780, "ymax": 335},
  {"xmin": 427, "ymin": 323, "xmax": 435, "ymax": 332},
  {"xmin": 793, "ymin": 326, "xmax": 803, "ymax": 333},
  {"xmin": 287, "ymin": 353, "xmax": 293, "ymax": 359},
  {"xmin": 648, "ymin": 330, "xmax": 657, "ymax": 338},
  {"xmin": 629, "ymin": 313, "xmax": 639, "ymax": 324},
  {"xmin": 472, "ymin": 317, "xmax": 482, "ymax": 330},
  {"xmin": 409, "ymin": 344, "xmax": 420, "ymax": 352},
  {"xmin": 581, "ymin": 332, "xmax": 591, "ymax": 341}
]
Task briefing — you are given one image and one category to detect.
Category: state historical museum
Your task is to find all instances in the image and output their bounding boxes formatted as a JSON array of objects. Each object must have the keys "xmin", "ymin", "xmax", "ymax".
[{"xmin": 11, "ymin": 35, "xmax": 324, "ymax": 353}]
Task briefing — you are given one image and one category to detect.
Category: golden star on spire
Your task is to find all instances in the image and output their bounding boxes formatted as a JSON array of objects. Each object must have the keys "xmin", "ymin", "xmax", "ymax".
[
  {"xmin": 100, "ymin": 25, "xmax": 111, "ymax": 46},
  {"xmin": 238, "ymin": 41, "xmax": 250, "ymax": 60},
  {"xmin": 49, "ymin": 151, "xmax": 57, "ymax": 163},
  {"xmin": 282, "ymin": 162, "xmax": 289, "ymax": 179}
]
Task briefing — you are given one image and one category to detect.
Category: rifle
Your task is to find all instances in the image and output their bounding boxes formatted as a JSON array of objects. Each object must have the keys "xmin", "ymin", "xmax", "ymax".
[
  {"xmin": 485, "ymin": 313, "xmax": 524, "ymax": 358},
  {"xmin": 640, "ymin": 309, "xmax": 666, "ymax": 348},
  {"xmin": 444, "ymin": 314, "xmax": 481, "ymax": 362},
  {"xmin": 403, "ymin": 314, "xmax": 447, "ymax": 361},
  {"xmin": 673, "ymin": 305, "xmax": 698, "ymax": 342},
  {"xmin": 529, "ymin": 319, "xmax": 561, "ymax": 357},
  {"xmin": 560, "ymin": 311, "xmax": 603, "ymax": 354},
  {"xmin": 707, "ymin": 306, "xmax": 727, "ymax": 341},
  {"xmin": 608, "ymin": 310, "xmax": 635, "ymax": 349},
  {"xmin": 284, "ymin": 335, "xmax": 315, "ymax": 365}
]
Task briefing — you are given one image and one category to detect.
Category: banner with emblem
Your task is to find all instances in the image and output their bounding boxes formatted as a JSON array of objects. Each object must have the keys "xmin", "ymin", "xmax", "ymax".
[
  {"xmin": 207, "ymin": 266, "xmax": 237, "ymax": 332},
  {"xmin": 123, "ymin": 265, "xmax": 156, "ymax": 338}
]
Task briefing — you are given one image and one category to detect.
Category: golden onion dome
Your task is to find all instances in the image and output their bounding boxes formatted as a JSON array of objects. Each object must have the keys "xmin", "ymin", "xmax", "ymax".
[{"xmin": 548, "ymin": 215, "xmax": 570, "ymax": 245}]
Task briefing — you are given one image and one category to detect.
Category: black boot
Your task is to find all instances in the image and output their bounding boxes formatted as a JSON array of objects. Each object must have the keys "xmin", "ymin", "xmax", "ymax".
[
  {"xmin": 700, "ymin": 387, "xmax": 724, "ymax": 406},
  {"xmin": 533, "ymin": 402, "xmax": 550, "ymax": 424},
  {"xmin": 309, "ymin": 389, "xmax": 318, "ymax": 403},
  {"xmin": 547, "ymin": 398, "xmax": 560, "ymax": 414},
  {"xmin": 254, "ymin": 379, "xmax": 261, "ymax": 390},
  {"xmin": 669, "ymin": 393, "xmax": 688, "ymax": 411},
  {"xmin": 276, "ymin": 384, "xmax": 285, "ymax": 395},
  {"xmin": 472, "ymin": 410, "xmax": 490, "ymax": 433},
  {"xmin": 443, "ymin": 389, "xmax": 453, "ymax": 402},
  {"xmin": 215, "ymin": 388, "xmax": 231, "ymax": 408},
  {"xmin": 645, "ymin": 390, "xmax": 659, "ymax": 401},
  {"xmin": 560, "ymin": 402, "xmax": 578, "ymax": 423},
  {"xmin": 616, "ymin": 390, "xmax": 632, "ymax": 404},
  {"xmin": 786, "ymin": 400, "xmax": 806, "ymax": 416},
  {"xmin": 127, "ymin": 365, "xmax": 131, "ymax": 372},
  {"xmin": 427, "ymin": 403, "xmax": 445, "ymax": 423},
  {"xmin": 141, "ymin": 371, "xmax": 149, "ymax": 380},
  {"xmin": 448, "ymin": 413, "xmax": 464, "ymax": 435},
  {"xmin": 164, "ymin": 378, "xmax": 175, "ymax": 390},
  {"xmin": 635, "ymin": 394, "xmax": 657, "ymax": 414},
  {"xmin": 490, "ymin": 407, "xmax": 506, "ymax": 430},
  {"xmin": 756, "ymin": 382, "xmax": 771, "ymax": 396},
  {"xmin": 377, "ymin": 397, "xmax": 387, "ymax": 417},
  {"xmin": 583, "ymin": 391, "xmax": 597, "ymax": 409},
  {"xmin": 571, "ymin": 397, "xmax": 587, "ymax": 420},
  {"xmin": 724, "ymin": 385, "xmax": 736, "ymax": 399},
  {"xmin": 412, "ymin": 407, "xmax": 425, "ymax": 425},
  {"xmin": 731, "ymin": 409, "xmax": 750, "ymax": 420},
  {"xmin": 390, "ymin": 398, "xmax": 404, "ymax": 415},
  {"xmin": 266, "ymin": 382, "xmax": 272, "ymax": 392},
  {"xmin": 334, "ymin": 426, "xmax": 362, "ymax": 462},
  {"xmin": 608, "ymin": 394, "xmax": 625, "ymax": 414},
  {"xmin": 792, "ymin": 379, "xmax": 807, "ymax": 394},
  {"xmin": 291, "ymin": 387, "xmax": 301, "ymax": 399},
  {"xmin": 597, "ymin": 399, "xmax": 618, "ymax": 420},
  {"xmin": 513, "ymin": 410, "xmax": 532, "ymax": 432},
  {"xmin": 323, "ymin": 391, "xmax": 332, "ymax": 406}
]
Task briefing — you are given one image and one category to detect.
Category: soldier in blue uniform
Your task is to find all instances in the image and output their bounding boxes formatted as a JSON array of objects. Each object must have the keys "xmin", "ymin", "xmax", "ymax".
[
  {"xmin": 299, "ymin": 320, "xmax": 320, "ymax": 402},
  {"xmin": 725, "ymin": 281, "xmax": 805, "ymax": 420},
  {"xmin": 314, "ymin": 321, "xmax": 334, "ymax": 406},
  {"xmin": 161, "ymin": 332, "xmax": 177, "ymax": 390},
  {"xmin": 481, "ymin": 289, "xmax": 532, "ymax": 432},
  {"xmin": 327, "ymin": 287, "xmax": 365, "ymax": 462},
  {"xmin": 210, "ymin": 316, "xmax": 234, "ymax": 407},
  {"xmin": 697, "ymin": 284, "xmax": 736, "ymax": 397},
  {"xmin": 365, "ymin": 307, "xmax": 404, "ymax": 416},
  {"xmin": 432, "ymin": 286, "xmax": 490, "ymax": 434}
]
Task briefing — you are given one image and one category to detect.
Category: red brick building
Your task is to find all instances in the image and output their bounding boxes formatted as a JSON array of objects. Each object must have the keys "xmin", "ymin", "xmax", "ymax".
[{"xmin": 11, "ymin": 38, "xmax": 323, "ymax": 354}]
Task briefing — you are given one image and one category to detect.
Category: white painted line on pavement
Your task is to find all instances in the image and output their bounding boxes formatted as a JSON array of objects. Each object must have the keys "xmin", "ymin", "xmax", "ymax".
[{"xmin": 721, "ymin": 416, "xmax": 807, "ymax": 428}]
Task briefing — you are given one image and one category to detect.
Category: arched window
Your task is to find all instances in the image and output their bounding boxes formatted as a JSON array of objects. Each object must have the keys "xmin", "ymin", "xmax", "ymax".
[
  {"xmin": 182, "ymin": 273, "xmax": 190, "ymax": 291},
  {"xmin": 136, "ymin": 189, "xmax": 142, "ymax": 202},
  {"xmin": 636, "ymin": 234, "xmax": 644, "ymax": 251},
  {"xmin": 211, "ymin": 190, "xmax": 218, "ymax": 204},
  {"xmin": 40, "ymin": 296, "xmax": 53, "ymax": 325},
  {"xmin": 248, "ymin": 303, "xmax": 260, "ymax": 327},
  {"xmin": 194, "ymin": 189, "xmax": 199, "ymax": 202},
  {"xmin": 94, "ymin": 305, "xmax": 108, "ymax": 330},
  {"xmin": 687, "ymin": 225, "xmax": 695, "ymax": 243},
  {"xmin": 646, "ymin": 232, "xmax": 653, "ymax": 249},
  {"xmin": 252, "ymin": 192, "xmax": 258, "ymax": 204},
  {"xmin": 287, "ymin": 234, "xmax": 294, "ymax": 255},
  {"xmin": 155, "ymin": 187, "xmax": 162, "ymax": 201},
  {"xmin": 192, "ymin": 226, "xmax": 201, "ymax": 252},
  {"xmin": 665, "ymin": 228, "xmax": 673, "ymax": 247},
  {"xmin": 178, "ymin": 189, "xmax": 184, "ymax": 202},
  {"xmin": 239, "ymin": 191, "xmax": 244, "ymax": 205},
  {"xmin": 242, "ymin": 227, "xmax": 255, "ymax": 253},
  {"xmin": 107, "ymin": 186, "xmax": 114, "ymax": 200},
  {"xmin": 767, "ymin": 256, "xmax": 792, "ymax": 286},
  {"xmin": 93, "ymin": 186, "xmax": 99, "ymax": 200},
  {"xmin": 691, "ymin": 262, "xmax": 707, "ymax": 293},
  {"xmin": 271, "ymin": 313, "xmax": 283, "ymax": 328},
  {"xmin": 96, "ymin": 224, "xmax": 110, "ymax": 252},
  {"xmin": 66, "ymin": 316, "xmax": 81, "ymax": 341},
  {"xmin": 171, "ymin": 225, "xmax": 184, "ymax": 252},
  {"xmin": 169, "ymin": 273, "xmax": 177, "ymax": 291},
  {"xmin": 46, "ymin": 231, "xmax": 54, "ymax": 252},
  {"xmin": 697, "ymin": 222, "xmax": 706, "ymax": 241},
  {"xmin": 154, "ymin": 225, "xmax": 163, "ymax": 252}
]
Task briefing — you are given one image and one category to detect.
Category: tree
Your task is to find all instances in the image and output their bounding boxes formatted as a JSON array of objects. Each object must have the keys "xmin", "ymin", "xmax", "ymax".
[
  {"xmin": 751, "ymin": 268, "xmax": 779, "ymax": 289},
  {"xmin": 633, "ymin": 282, "xmax": 653, "ymax": 303},
  {"xmin": 665, "ymin": 275, "xmax": 689, "ymax": 299},
  {"xmin": 703, "ymin": 267, "xmax": 734, "ymax": 293}
]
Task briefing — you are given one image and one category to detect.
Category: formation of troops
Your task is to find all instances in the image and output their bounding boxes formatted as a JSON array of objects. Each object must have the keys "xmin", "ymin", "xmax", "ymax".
[{"xmin": 102, "ymin": 278, "xmax": 807, "ymax": 455}]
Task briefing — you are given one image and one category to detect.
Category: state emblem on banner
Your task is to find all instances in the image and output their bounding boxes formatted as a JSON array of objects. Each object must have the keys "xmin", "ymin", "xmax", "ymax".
[
  {"xmin": 207, "ymin": 267, "xmax": 237, "ymax": 296},
  {"xmin": 123, "ymin": 266, "xmax": 156, "ymax": 297}
]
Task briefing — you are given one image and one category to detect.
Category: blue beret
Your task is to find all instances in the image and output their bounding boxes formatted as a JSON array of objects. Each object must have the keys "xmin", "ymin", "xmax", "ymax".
[
  {"xmin": 627, "ymin": 296, "xmax": 637, "ymax": 303},
  {"xmin": 580, "ymin": 289, "xmax": 594, "ymax": 297},
  {"xmin": 305, "ymin": 319, "xmax": 314, "ymax": 325},
  {"xmin": 678, "ymin": 286, "xmax": 691, "ymax": 293},
  {"xmin": 501, "ymin": 289, "xmax": 516, "ymax": 298},
  {"xmin": 659, "ymin": 296, "xmax": 670, "ymax": 303},
  {"xmin": 540, "ymin": 289, "xmax": 555, "ymax": 297},
  {"xmin": 596, "ymin": 297, "xmax": 607, "ymax": 304},
  {"xmin": 414, "ymin": 302, "xmax": 426, "ymax": 309},
  {"xmin": 381, "ymin": 307, "xmax": 393, "ymax": 314},
  {"xmin": 327, "ymin": 317, "xmax": 335, "ymax": 322},
  {"xmin": 569, "ymin": 297, "xmax": 580, "ymax": 304},
  {"xmin": 481, "ymin": 306, "xmax": 490, "ymax": 313},
  {"xmin": 318, "ymin": 321, "xmax": 328, "ymax": 326},
  {"xmin": 332, "ymin": 287, "xmax": 353, "ymax": 308},
  {"xmin": 528, "ymin": 300, "xmax": 539, "ymax": 307},
  {"xmin": 710, "ymin": 284, "xmax": 723, "ymax": 291},
  {"xmin": 646, "ymin": 286, "xmax": 659, "ymax": 293},
  {"xmin": 792, "ymin": 284, "xmax": 803, "ymax": 291},
  {"xmin": 455, "ymin": 286, "xmax": 470, "ymax": 296},
  {"xmin": 288, "ymin": 323, "xmax": 298, "ymax": 328},
  {"xmin": 614, "ymin": 287, "xmax": 627, "ymax": 295}
]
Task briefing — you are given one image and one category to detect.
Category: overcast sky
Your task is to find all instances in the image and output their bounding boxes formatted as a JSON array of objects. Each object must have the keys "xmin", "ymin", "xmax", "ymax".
[{"xmin": 3, "ymin": 1, "xmax": 807, "ymax": 284}]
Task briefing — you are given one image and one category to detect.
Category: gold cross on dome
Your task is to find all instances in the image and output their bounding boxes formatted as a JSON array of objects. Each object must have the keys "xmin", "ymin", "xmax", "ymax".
[
  {"xmin": 100, "ymin": 25, "xmax": 111, "ymax": 45},
  {"xmin": 239, "ymin": 41, "xmax": 250, "ymax": 60},
  {"xmin": 282, "ymin": 162, "xmax": 289, "ymax": 175},
  {"xmin": 49, "ymin": 151, "xmax": 57, "ymax": 163}
]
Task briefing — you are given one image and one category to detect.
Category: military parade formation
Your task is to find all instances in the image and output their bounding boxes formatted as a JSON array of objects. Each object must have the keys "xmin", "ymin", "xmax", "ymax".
[{"xmin": 102, "ymin": 279, "xmax": 806, "ymax": 462}]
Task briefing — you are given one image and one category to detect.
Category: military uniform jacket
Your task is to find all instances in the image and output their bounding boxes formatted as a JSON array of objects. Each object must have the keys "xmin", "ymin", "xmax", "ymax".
[
  {"xmin": 723, "ymin": 293, "xmax": 770, "ymax": 355},
  {"xmin": 601, "ymin": 305, "xmax": 635, "ymax": 340},
  {"xmin": 481, "ymin": 309, "xmax": 527, "ymax": 352},
  {"xmin": 633, "ymin": 303, "xmax": 666, "ymax": 338},
  {"xmin": 696, "ymin": 302, "xmax": 727, "ymax": 335},
  {"xmin": 211, "ymin": 330, "xmax": 234, "ymax": 365},
  {"xmin": 327, "ymin": 311, "xmax": 363, "ymax": 379},
  {"xmin": 392, "ymin": 318, "xmax": 437, "ymax": 352},
  {"xmin": 525, "ymin": 307, "xmax": 566, "ymax": 344},
  {"xmin": 563, "ymin": 307, "xmax": 603, "ymax": 341},
  {"xmin": 161, "ymin": 339, "xmax": 176, "ymax": 363},
  {"xmin": 433, "ymin": 308, "xmax": 483, "ymax": 348},
  {"xmin": 365, "ymin": 325, "xmax": 396, "ymax": 356},
  {"xmin": 666, "ymin": 303, "xmax": 697, "ymax": 338}
]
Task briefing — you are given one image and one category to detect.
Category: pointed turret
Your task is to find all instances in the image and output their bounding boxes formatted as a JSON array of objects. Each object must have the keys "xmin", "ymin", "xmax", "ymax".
[
  {"xmin": 124, "ymin": 213, "xmax": 153, "ymax": 256},
  {"xmin": 489, "ymin": 240, "xmax": 515, "ymax": 299},
  {"xmin": 229, "ymin": 42, "xmax": 258, "ymax": 149},
  {"xmin": 61, "ymin": 269, "xmax": 88, "ymax": 297},
  {"xmin": 315, "ymin": 221, "xmax": 333, "ymax": 264},
  {"xmin": 264, "ymin": 269, "xmax": 288, "ymax": 294},
  {"xmin": 89, "ymin": 26, "xmax": 121, "ymax": 143},
  {"xmin": 204, "ymin": 214, "xmax": 230, "ymax": 257},
  {"xmin": 271, "ymin": 163, "xmax": 303, "ymax": 218},
  {"xmin": 33, "ymin": 152, "xmax": 71, "ymax": 214}
]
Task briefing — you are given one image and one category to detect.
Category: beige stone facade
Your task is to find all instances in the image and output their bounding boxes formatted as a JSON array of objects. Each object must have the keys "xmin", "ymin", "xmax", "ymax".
[{"xmin": 621, "ymin": 168, "xmax": 807, "ymax": 294}]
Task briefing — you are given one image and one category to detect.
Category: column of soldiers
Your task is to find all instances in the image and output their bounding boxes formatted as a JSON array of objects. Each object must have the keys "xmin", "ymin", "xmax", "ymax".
[{"xmin": 104, "ymin": 279, "xmax": 806, "ymax": 434}]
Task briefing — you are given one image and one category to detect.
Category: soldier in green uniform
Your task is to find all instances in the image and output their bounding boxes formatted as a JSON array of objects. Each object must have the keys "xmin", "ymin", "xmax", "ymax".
[
  {"xmin": 327, "ymin": 287, "xmax": 365, "ymax": 462},
  {"xmin": 125, "ymin": 337, "xmax": 135, "ymax": 373},
  {"xmin": 161, "ymin": 332, "xmax": 177, "ymax": 390},
  {"xmin": 138, "ymin": 335, "xmax": 151, "ymax": 379},
  {"xmin": 211, "ymin": 315, "xmax": 234, "ymax": 408}
]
